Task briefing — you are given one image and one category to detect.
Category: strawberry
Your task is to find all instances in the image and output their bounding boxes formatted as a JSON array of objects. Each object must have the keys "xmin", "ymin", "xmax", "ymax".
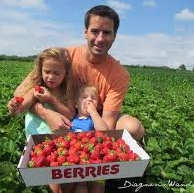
[
  {"xmin": 68, "ymin": 147, "xmax": 77, "ymax": 155},
  {"xmin": 100, "ymin": 146, "xmax": 110, "ymax": 155},
  {"xmin": 50, "ymin": 161, "xmax": 60, "ymax": 167},
  {"xmin": 83, "ymin": 142, "xmax": 95, "ymax": 153},
  {"xmin": 34, "ymin": 85, "xmax": 44, "ymax": 93},
  {"xmin": 73, "ymin": 141, "xmax": 82, "ymax": 151},
  {"xmin": 90, "ymin": 149, "xmax": 100, "ymax": 160},
  {"xmin": 95, "ymin": 131, "xmax": 106, "ymax": 143},
  {"xmin": 118, "ymin": 152, "xmax": 130, "ymax": 161},
  {"xmin": 102, "ymin": 140, "xmax": 112, "ymax": 149},
  {"xmin": 47, "ymin": 153, "xmax": 57, "ymax": 163},
  {"xmin": 14, "ymin": 96, "xmax": 24, "ymax": 103},
  {"xmin": 30, "ymin": 155, "xmax": 48, "ymax": 167},
  {"xmin": 103, "ymin": 151, "xmax": 117, "ymax": 162},
  {"xmin": 57, "ymin": 147, "xmax": 68, "ymax": 156},
  {"xmin": 90, "ymin": 158, "xmax": 103, "ymax": 164},
  {"xmin": 79, "ymin": 151, "xmax": 89, "ymax": 160},
  {"xmin": 57, "ymin": 155, "xmax": 66, "ymax": 165},
  {"xmin": 42, "ymin": 145, "xmax": 53, "ymax": 156},
  {"xmin": 66, "ymin": 154, "xmax": 80, "ymax": 164},
  {"xmin": 85, "ymin": 131, "xmax": 93, "ymax": 139},
  {"xmin": 70, "ymin": 138, "xmax": 78, "ymax": 146},
  {"xmin": 128, "ymin": 152, "xmax": 139, "ymax": 160},
  {"xmin": 65, "ymin": 132, "xmax": 77, "ymax": 141},
  {"xmin": 77, "ymin": 132, "xmax": 86, "ymax": 140},
  {"xmin": 81, "ymin": 136, "xmax": 90, "ymax": 144}
]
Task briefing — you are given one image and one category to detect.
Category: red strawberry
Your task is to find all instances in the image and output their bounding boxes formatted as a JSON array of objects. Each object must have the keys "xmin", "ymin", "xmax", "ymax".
[
  {"xmin": 57, "ymin": 155, "xmax": 66, "ymax": 165},
  {"xmin": 47, "ymin": 153, "xmax": 57, "ymax": 163},
  {"xmin": 66, "ymin": 154, "xmax": 80, "ymax": 164},
  {"xmin": 90, "ymin": 149, "xmax": 100, "ymax": 160},
  {"xmin": 50, "ymin": 161, "xmax": 60, "ymax": 167},
  {"xmin": 34, "ymin": 85, "xmax": 44, "ymax": 93},
  {"xmin": 103, "ymin": 152, "xmax": 117, "ymax": 162},
  {"xmin": 14, "ymin": 96, "xmax": 24, "ymax": 103},
  {"xmin": 31, "ymin": 155, "xmax": 48, "ymax": 167},
  {"xmin": 90, "ymin": 158, "xmax": 103, "ymax": 164},
  {"xmin": 118, "ymin": 152, "xmax": 130, "ymax": 161},
  {"xmin": 95, "ymin": 131, "xmax": 106, "ymax": 143}
]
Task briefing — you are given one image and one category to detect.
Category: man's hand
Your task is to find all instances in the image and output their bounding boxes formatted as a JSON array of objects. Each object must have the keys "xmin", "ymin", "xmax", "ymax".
[{"xmin": 44, "ymin": 109, "xmax": 72, "ymax": 131}]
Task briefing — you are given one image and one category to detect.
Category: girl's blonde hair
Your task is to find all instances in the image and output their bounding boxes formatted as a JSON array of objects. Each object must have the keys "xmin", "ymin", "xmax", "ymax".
[
  {"xmin": 74, "ymin": 84, "xmax": 99, "ymax": 104},
  {"xmin": 27, "ymin": 47, "xmax": 73, "ymax": 102}
]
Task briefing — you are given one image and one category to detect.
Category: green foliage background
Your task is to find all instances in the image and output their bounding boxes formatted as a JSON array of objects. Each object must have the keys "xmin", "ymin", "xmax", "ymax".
[{"xmin": 0, "ymin": 61, "xmax": 194, "ymax": 193}]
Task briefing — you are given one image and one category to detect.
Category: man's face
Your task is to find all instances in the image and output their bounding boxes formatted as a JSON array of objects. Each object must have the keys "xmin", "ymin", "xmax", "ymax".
[{"xmin": 84, "ymin": 15, "xmax": 116, "ymax": 57}]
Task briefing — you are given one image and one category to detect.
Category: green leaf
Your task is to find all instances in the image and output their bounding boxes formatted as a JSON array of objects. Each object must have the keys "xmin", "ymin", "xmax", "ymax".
[
  {"xmin": 161, "ymin": 169, "xmax": 182, "ymax": 181},
  {"xmin": 147, "ymin": 137, "xmax": 161, "ymax": 152}
]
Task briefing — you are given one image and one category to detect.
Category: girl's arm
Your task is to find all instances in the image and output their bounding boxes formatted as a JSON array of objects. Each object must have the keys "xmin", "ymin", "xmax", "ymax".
[{"xmin": 34, "ymin": 87, "xmax": 75, "ymax": 120}]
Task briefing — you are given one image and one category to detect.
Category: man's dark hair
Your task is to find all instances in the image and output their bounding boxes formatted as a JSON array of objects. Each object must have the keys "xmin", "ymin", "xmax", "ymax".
[{"xmin": 84, "ymin": 5, "xmax": 120, "ymax": 34}]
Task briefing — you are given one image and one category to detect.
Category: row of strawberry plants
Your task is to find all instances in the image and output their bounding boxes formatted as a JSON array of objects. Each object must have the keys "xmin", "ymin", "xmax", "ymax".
[
  {"xmin": 0, "ymin": 61, "xmax": 194, "ymax": 192},
  {"xmin": 124, "ymin": 66, "xmax": 194, "ymax": 193},
  {"xmin": 0, "ymin": 61, "xmax": 49, "ymax": 192}
]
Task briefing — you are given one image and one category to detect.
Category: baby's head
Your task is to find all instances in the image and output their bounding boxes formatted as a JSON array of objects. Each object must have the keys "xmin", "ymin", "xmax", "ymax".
[{"xmin": 74, "ymin": 84, "xmax": 99, "ymax": 116}]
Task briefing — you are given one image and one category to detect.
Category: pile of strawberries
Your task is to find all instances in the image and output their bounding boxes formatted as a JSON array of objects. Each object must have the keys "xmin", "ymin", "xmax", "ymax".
[{"xmin": 28, "ymin": 131, "xmax": 139, "ymax": 168}]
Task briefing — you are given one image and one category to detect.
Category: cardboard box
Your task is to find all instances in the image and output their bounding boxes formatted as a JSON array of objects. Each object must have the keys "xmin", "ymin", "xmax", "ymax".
[{"xmin": 17, "ymin": 129, "xmax": 150, "ymax": 187}]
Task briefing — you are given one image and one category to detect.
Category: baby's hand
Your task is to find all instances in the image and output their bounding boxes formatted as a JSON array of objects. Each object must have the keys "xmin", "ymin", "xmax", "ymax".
[{"xmin": 86, "ymin": 101, "xmax": 97, "ymax": 114}]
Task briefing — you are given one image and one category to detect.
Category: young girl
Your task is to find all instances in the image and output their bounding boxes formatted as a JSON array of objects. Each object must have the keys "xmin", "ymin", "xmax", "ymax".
[
  {"xmin": 7, "ymin": 47, "xmax": 75, "ymax": 193},
  {"xmin": 8, "ymin": 47, "xmax": 75, "ymax": 137}
]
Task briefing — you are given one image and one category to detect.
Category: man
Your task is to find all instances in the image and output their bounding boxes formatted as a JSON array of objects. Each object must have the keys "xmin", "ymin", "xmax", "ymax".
[
  {"xmin": 15, "ymin": 5, "xmax": 144, "ymax": 141},
  {"xmin": 14, "ymin": 5, "xmax": 145, "ymax": 193}
]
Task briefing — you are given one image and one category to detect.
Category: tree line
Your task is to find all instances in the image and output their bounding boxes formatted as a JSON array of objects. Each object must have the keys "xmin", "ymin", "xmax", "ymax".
[
  {"xmin": 0, "ymin": 54, "xmax": 37, "ymax": 62},
  {"xmin": 0, "ymin": 54, "xmax": 193, "ymax": 71}
]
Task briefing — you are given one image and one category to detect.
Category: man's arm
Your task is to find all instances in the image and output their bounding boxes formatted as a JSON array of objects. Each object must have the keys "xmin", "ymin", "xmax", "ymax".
[
  {"xmin": 101, "ymin": 110, "xmax": 119, "ymax": 130},
  {"xmin": 14, "ymin": 72, "xmax": 33, "ymax": 96},
  {"xmin": 48, "ymin": 97, "xmax": 75, "ymax": 120}
]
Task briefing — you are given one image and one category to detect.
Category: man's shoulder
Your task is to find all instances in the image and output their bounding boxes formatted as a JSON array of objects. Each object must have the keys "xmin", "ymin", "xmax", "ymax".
[
  {"xmin": 108, "ymin": 55, "xmax": 129, "ymax": 77},
  {"xmin": 66, "ymin": 45, "xmax": 84, "ymax": 55}
]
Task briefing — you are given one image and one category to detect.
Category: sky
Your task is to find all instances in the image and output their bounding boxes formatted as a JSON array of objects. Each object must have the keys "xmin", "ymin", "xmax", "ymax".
[{"xmin": 0, "ymin": 0, "xmax": 194, "ymax": 69}]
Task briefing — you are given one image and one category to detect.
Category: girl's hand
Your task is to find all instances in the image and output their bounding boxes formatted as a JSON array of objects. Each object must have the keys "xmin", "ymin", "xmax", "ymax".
[
  {"xmin": 7, "ymin": 97, "xmax": 24, "ymax": 115},
  {"xmin": 34, "ymin": 87, "xmax": 53, "ymax": 103}
]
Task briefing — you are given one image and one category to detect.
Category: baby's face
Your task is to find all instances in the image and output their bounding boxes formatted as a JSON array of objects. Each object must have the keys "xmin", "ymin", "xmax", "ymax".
[{"xmin": 77, "ymin": 87, "xmax": 98, "ymax": 116}]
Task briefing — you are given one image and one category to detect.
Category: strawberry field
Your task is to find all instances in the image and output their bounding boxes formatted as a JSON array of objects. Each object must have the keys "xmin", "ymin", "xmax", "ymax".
[{"xmin": 0, "ymin": 61, "xmax": 194, "ymax": 193}]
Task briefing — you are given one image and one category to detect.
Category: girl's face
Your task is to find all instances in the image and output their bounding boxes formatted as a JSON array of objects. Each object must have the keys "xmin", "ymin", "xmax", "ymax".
[
  {"xmin": 77, "ymin": 87, "xmax": 98, "ymax": 116},
  {"xmin": 42, "ymin": 58, "xmax": 66, "ymax": 89}
]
